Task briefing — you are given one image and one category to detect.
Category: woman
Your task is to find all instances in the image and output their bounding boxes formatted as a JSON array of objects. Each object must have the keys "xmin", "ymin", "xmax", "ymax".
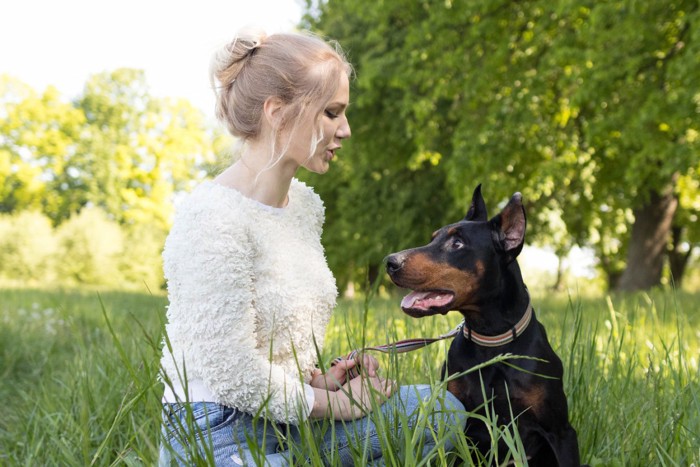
[{"xmin": 159, "ymin": 29, "xmax": 466, "ymax": 466}]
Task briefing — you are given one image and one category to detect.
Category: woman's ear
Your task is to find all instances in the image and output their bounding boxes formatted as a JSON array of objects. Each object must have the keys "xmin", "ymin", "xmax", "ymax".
[{"xmin": 263, "ymin": 96, "xmax": 285, "ymax": 130}]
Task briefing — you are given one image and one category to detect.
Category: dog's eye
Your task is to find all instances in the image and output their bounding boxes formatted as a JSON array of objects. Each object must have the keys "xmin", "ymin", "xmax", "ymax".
[{"xmin": 450, "ymin": 238, "xmax": 465, "ymax": 250}]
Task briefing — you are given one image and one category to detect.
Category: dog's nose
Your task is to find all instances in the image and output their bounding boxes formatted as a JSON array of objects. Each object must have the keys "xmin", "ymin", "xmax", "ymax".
[{"xmin": 384, "ymin": 254, "xmax": 404, "ymax": 275}]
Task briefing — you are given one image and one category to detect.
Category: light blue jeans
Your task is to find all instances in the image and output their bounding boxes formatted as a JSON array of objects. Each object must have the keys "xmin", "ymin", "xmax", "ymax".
[{"xmin": 160, "ymin": 385, "xmax": 466, "ymax": 466}]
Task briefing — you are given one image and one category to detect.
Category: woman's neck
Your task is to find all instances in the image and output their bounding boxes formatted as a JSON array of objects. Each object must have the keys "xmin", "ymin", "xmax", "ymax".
[{"xmin": 215, "ymin": 145, "xmax": 298, "ymax": 208}]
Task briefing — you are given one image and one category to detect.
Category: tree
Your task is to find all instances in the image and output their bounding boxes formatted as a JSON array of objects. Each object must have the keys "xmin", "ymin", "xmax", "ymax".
[
  {"xmin": 0, "ymin": 77, "xmax": 86, "ymax": 220},
  {"xmin": 571, "ymin": 1, "xmax": 700, "ymax": 290},
  {"xmin": 1, "ymin": 71, "xmax": 213, "ymax": 230},
  {"xmin": 306, "ymin": 0, "xmax": 700, "ymax": 291},
  {"xmin": 0, "ymin": 71, "xmax": 215, "ymax": 287},
  {"xmin": 76, "ymin": 69, "xmax": 212, "ymax": 230}
]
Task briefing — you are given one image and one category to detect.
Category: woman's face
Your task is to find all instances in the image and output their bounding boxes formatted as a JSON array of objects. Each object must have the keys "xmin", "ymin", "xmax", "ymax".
[{"xmin": 285, "ymin": 73, "xmax": 351, "ymax": 174}]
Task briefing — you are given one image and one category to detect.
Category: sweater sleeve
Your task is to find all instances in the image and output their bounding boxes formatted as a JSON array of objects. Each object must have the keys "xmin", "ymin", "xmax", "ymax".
[{"xmin": 164, "ymin": 204, "xmax": 312, "ymax": 424}]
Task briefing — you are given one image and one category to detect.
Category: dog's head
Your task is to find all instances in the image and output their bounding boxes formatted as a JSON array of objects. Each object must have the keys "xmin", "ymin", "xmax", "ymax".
[{"xmin": 385, "ymin": 185, "xmax": 526, "ymax": 317}]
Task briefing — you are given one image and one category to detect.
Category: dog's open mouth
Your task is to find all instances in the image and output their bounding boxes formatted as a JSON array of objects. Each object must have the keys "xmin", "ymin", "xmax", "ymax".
[{"xmin": 400, "ymin": 290, "xmax": 454, "ymax": 315}]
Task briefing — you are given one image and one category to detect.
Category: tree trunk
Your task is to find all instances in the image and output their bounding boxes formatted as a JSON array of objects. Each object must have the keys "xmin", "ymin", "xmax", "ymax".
[
  {"xmin": 601, "ymin": 255, "xmax": 623, "ymax": 291},
  {"xmin": 551, "ymin": 254, "xmax": 566, "ymax": 291},
  {"xmin": 367, "ymin": 263, "xmax": 380, "ymax": 288},
  {"xmin": 616, "ymin": 186, "xmax": 678, "ymax": 291},
  {"xmin": 668, "ymin": 225, "xmax": 693, "ymax": 288}
]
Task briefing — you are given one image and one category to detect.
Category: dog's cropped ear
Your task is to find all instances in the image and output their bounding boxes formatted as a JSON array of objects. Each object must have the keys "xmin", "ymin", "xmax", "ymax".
[
  {"xmin": 490, "ymin": 192, "xmax": 526, "ymax": 261},
  {"xmin": 464, "ymin": 184, "xmax": 488, "ymax": 221}
]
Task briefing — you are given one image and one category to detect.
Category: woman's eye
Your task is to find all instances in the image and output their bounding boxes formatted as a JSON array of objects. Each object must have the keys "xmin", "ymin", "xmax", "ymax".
[{"xmin": 324, "ymin": 109, "xmax": 339, "ymax": 119}]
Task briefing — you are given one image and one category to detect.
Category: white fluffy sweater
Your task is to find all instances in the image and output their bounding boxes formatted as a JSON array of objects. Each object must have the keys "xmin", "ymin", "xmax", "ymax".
[{"xmin": 161, "ymin": 179, "xmax": 337, "ymax": 424}]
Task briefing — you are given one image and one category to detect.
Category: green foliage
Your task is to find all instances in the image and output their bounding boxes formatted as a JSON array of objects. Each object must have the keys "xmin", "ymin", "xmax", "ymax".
[
  {"xmin": 0, "ymin": 209, "xmax": 166, "ymax": 289},
  {"xmin": 0, "ymin": 287, "xmax": 698, "ymax": 464},
  {"xmin": 305, "ymin": 0, "xmax": 700, "ymax": 288},
  {"xmin": 55, "ymin": 207, "xmax": 126, "ymax": 287},
  {"xmin": 118, "ymin": 224, "xmax": 166, "ymax": 291},
  {"xmin": 0, "ymin": 71, "xmax": 214, "ymax": 288},
  {"xmin": 76, "ymin": 69, "xmax": 212, "ymax": 230},
  {"xmin": 0, "ymin": 211, "xmax": 56, "ymax": 282},
  {"xmin": 0, "ymin": 70, "xmax": 213, "ymax": 230},
  {"xmin": 678, "ymin": 167, "xmax": 700, "ymax": 243},
  {"xmin": 0, "ymin": 78, "xmax": 86, "ymax": 219}
]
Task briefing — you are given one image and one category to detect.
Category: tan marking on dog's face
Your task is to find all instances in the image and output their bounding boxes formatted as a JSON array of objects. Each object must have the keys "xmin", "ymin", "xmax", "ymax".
[
  {"xmin": 448, "ymin": 259, "xmax": 486, "ymax": 309},
  {"xmin": 398, "ymin": 253, "xmax": 487, "ymax": 309}
]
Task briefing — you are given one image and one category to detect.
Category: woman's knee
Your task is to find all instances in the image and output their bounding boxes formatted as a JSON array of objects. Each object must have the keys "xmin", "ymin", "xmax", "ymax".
[
  {"xmin": 441, "ymin": 388, "xmax": 467, "ymax": 430},
  {"xmin": 396, "ymin": 384, "xmax": 466, "ymax": 428},
  {"xmin": 392, "ymin": 385, "xmax": 466, "ymax": 457}
]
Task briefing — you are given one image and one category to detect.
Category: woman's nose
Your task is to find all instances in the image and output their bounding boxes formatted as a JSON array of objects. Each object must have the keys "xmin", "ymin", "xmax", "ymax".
[{"xmin": 337, "ymin": 117, "xmax": 351, "ymax": 139}]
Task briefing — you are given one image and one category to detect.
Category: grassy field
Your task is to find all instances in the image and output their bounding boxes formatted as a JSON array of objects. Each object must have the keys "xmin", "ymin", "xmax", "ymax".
[{"xmin": 0, "ymin": 286, "xmax": 698, "ymax": 465}]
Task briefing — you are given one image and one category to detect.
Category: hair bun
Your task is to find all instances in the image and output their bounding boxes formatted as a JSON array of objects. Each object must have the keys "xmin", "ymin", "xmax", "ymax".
[
  {"xmin": 210, "ymin": 27, "xmax": 268, "ymax": 89},
  {"xmin": 241, "ymin": 26, "xmax": 267, "ymax": 47}
]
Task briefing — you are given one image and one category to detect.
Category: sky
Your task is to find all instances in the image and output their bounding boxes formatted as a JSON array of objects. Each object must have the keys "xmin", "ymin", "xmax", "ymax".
[{"xmin": 1, "ymin": 0, "xmax": 304, "ymax": 120}]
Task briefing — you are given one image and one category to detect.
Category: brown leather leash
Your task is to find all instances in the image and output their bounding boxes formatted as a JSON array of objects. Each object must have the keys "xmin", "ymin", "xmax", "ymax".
[{"xmin": 333, "ymin": 298, "xmax": 533, "ymax": 379}]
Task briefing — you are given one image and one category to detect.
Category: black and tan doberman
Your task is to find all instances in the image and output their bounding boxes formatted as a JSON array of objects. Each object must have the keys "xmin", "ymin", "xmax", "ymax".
[{"xmin": 385, "ymin": 185, "xmax": 582, "ymax": 466}]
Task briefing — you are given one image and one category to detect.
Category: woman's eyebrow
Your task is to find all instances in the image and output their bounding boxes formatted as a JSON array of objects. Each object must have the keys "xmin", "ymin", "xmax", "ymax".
[{"xmin": 327, "ymin": 101, "xmax": 349, "ymax": 110}]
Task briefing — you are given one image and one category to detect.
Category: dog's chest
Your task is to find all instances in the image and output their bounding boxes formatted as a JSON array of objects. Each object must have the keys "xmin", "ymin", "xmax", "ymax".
[
  {"xmin": 448, "ymin": 355, "xmax": 547, "ymax": 420},
  {"xmin": 449, "ymin": 365, "xmax": 509, "ymax": 404}
]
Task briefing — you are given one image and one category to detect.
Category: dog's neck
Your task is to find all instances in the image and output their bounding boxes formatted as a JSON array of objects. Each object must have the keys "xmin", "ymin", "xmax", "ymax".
[{"xmin": 459, "ymin": 262, "xmax": 531, "ymax": 336}]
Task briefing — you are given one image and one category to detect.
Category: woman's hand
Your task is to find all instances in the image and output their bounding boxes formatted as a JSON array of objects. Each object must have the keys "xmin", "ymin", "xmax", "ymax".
[
  {"xmin": 310, "ymin": 359, "xmax": 356, "ymax": 391},
  {"xmin": 309, "ymin": 353, "xmax": 382, "ymax": 391},
  {"xmin": 310, "ymin": 374, "xmax": 396, "ymax": 421},
  {"xmin": 354, "ymin": 352, "xmax": 380, "ymax": 377}
]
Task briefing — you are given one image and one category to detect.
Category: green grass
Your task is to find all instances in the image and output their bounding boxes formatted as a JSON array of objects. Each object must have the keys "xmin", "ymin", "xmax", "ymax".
[
  {"xmin": 0, "ymin": 286, "xmax": 698, "ymax": 465},
  {"xmin": 0, "ymin": 288, "xmax": 165, "ymax": 465}
]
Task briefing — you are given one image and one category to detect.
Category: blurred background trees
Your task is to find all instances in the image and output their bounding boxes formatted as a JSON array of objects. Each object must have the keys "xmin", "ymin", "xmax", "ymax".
[
  {"xmin": 301, "ymin": 0, "xmax": 700, "ymax": 291},
  {"xmin": 0, "ymin": 70, "xmax": 215, "ymax": 289},
  {"xmin": 1, "ymin": 0, "xmax": 698, "ymax": 292}
]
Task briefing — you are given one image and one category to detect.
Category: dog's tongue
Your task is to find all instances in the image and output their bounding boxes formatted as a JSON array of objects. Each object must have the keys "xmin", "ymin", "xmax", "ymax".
[{"xmin": 401, "ymin": 291, "xmax": 453, "ymax": 310}]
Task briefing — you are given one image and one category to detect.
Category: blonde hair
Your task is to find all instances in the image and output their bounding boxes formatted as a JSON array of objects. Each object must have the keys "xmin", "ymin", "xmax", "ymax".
[{"xmin": 210, "ymin": 29, "xmax": 352, "ymax": 151}]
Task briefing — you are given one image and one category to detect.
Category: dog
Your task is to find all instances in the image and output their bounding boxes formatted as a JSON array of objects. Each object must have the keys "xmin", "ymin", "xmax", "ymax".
[{"xmin": 385, "ymin": 185, "xmax": 582, "ymax": 466}]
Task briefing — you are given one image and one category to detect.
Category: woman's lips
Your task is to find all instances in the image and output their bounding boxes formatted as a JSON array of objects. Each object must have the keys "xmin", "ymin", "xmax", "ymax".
[{"xmin": 326, "ymin": 147, "xmax": 340, "ymax": 161}]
